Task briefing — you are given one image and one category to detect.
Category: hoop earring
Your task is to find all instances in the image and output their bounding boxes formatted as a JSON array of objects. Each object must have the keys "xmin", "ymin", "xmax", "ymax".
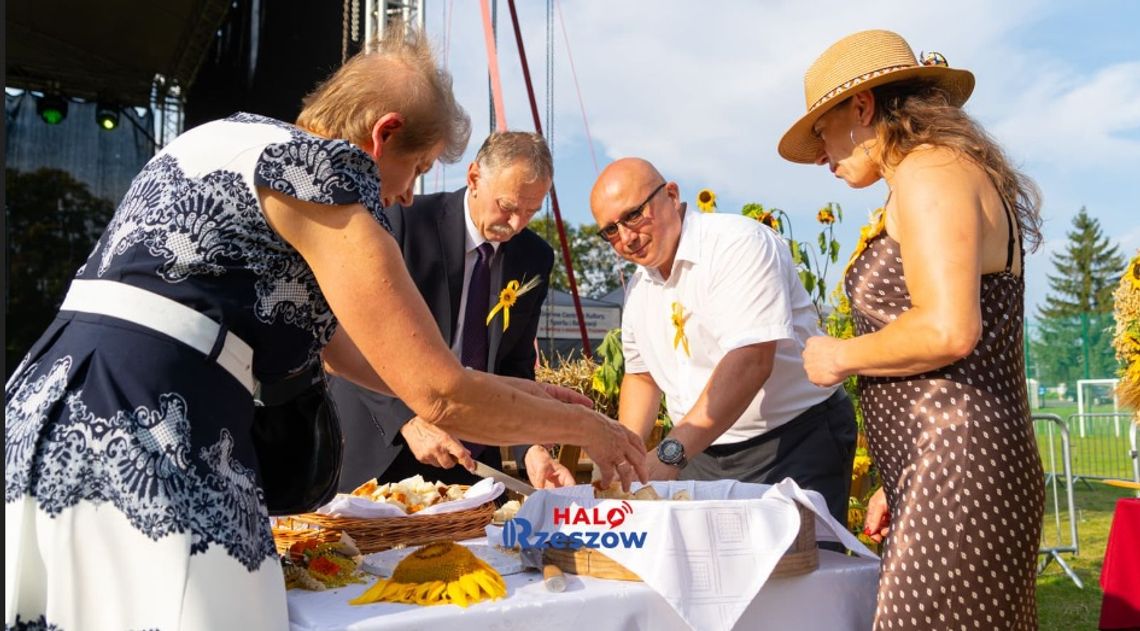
[{"xmin": 851, "ymin": 129, "xmax": 872, "ymax": 159}]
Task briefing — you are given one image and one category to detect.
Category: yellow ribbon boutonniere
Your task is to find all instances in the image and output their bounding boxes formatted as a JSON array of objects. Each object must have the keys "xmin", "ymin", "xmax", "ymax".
[
  {"xmin": 671, "ymin": 301, "xmax": 691, "ymax": 357},
  {"xmin": 486, "ymin": 276, "xmax": 542, "ymax": 332}
]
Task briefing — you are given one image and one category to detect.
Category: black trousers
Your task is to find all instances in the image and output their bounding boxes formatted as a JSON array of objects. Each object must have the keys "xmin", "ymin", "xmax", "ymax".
[{"xmin": 680, "ymin": 389, "xmax": 857, "ymax": 527}]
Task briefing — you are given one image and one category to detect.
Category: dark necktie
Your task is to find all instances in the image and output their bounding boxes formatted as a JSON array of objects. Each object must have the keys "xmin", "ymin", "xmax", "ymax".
[
  {"xmin": 459, "ymin": 242, "xmax": 494, "ymax": 371},
  {"xmin": 458, "ymin": 242, "xmax": 494, "ymax": 459}
]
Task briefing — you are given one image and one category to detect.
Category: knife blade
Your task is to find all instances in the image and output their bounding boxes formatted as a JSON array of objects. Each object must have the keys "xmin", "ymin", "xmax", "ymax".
[{"xmin": 474, "ymin": 461, "xmax": 537, "ymax": 497}]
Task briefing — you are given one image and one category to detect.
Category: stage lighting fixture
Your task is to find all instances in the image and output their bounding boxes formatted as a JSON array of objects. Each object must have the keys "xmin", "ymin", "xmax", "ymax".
[
  {"xmin": 95, "ymin": 104, "xmax": 120, "ymax": 131},
  {"xmin": 36, "ymin": 94, "xmax": 68, "ymax": 125}
]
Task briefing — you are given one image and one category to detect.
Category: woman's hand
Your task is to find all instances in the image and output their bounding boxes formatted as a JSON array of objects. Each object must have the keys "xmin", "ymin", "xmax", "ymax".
[
  {"xmin": 538, "ymin": 383, "xmax": 594, "ymax": 407},
  {"xmin": 802, "ymin": 335, "xmax": 848, "ymax": 387},
  {"xmin": 498, "ymin": 376, "xmax": 594, "ymax": 408},
  {"xmin": 524, "ymin": 445, "xmax": 577, "ymax": 489},
  {"xmin": 863, "ymin": 487, "xmax": 890, "ymax": 544},
  {"xmin": 580, "ymin": 413, "xmax": 649, "ymax": 491},
  {"xmin": 399, "ymin": 417, "xmax": 475, "ymax": 472}
]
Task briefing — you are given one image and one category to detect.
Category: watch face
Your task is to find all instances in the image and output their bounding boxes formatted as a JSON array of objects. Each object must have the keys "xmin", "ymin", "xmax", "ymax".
[{"xmin": 658, "ymin": 438, "xmax": 684, "ymax": 464}]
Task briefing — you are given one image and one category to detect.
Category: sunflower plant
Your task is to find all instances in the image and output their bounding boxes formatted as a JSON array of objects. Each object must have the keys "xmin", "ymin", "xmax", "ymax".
[
  {"xmin": 739, "ymin": 194, "xmax": 880, "ymax": 542},
  {"xmin": 740, "ymin": 200, "xmax": 843, "ymax": 323}
]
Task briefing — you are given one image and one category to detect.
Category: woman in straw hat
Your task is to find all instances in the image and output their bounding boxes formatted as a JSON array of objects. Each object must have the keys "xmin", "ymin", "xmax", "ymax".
[{"xmin": 783, "ymin": 30, "xmax": 1045, "ymax": 629}]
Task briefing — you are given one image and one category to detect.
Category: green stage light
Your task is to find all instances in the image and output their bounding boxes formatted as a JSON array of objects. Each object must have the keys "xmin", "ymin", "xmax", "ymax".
[
  {"xmin": 36, "ymin": 94, "xmax": 68, "ymax": 124},
  {"xmin": 95, "ymin": 104, "xmax": 120, "ymax": 131}
]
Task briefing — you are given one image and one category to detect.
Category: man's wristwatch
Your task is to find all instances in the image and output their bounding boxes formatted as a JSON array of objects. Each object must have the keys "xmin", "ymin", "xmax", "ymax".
[{"xmin": 656, "ymin": 437, "xmax": 688, "ymax": 469}]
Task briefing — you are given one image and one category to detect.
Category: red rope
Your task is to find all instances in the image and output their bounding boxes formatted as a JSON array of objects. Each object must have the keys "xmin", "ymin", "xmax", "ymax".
[
  {"xmin": 479, "ymin": 0, "xmax": 509, "ymax": 131},
  {"xmin": 553, "ymin": 0, "xmax": 599, "ymax": 176},
  {"xmin": 505, "ymin": 0, "xmax": 592, "ymax": 356},
  {"xmin": 552, "ymin": 0, "xmax": 626, "ymax": 293}
]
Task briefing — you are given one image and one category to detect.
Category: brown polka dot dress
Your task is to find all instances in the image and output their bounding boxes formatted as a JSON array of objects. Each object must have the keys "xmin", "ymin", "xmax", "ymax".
[{"xmin": 846, "ymin": 209, "xmax": 1045, "ymax": 630}]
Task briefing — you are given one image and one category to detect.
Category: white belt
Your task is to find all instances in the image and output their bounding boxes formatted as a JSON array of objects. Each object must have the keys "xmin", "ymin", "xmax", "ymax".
[{"xmin": 60, "ymin": 279, "xmax": 256, "ymax": 394}]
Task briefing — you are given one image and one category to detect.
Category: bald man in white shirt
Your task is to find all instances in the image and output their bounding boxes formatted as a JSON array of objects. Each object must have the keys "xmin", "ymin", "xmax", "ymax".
[{"xmin": 590, "ymin": 158, "xmax": 856, "ymax": 525}]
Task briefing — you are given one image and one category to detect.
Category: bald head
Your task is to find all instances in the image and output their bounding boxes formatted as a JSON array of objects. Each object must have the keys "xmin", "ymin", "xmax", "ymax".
[
  {"xmin": 589, "ymin": 158, "xmax": 665, "ymax": 223},
  {"xmin": 590, "ymin": 157, "xmax": 685, "ymax": 277}
]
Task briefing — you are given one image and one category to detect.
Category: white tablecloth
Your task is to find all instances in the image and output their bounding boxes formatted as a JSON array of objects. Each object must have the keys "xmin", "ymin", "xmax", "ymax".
[{"xmin": 288, "ymin": 550, "xmax": 880, "ymax": 631}]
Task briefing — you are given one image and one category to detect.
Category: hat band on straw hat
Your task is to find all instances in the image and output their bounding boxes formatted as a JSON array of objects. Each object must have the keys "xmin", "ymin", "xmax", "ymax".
[
  {"xmin": 808, "ymin": 63, "xmax": 914, "ymax": 112},
  {"xmin": 778, "ymin": 30, "xmax": 975, "ymax": 163}
]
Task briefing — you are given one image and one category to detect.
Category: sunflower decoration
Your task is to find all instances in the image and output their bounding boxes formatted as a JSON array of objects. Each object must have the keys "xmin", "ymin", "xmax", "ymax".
[
  {"xmin": 842, "ymin": 207, "xmax": 887, "ymax": 279},
  {"xmin": 1112, "ymin": 251, "xmax": 1140, "ymax": 410},
  {"xmin": 816, "ymin": 205, "xmax": 836, "ymax": 225},
  {"xmin": 487, "ymin": 275, "xmax": 543, "ymax": 332},
  {"xmin": 696, "ymin": 188, "xmax": 717, "ymax": 213},
  {"xmin": 351, "ymin": 542, "xmax": 507, "ymax": 608}
]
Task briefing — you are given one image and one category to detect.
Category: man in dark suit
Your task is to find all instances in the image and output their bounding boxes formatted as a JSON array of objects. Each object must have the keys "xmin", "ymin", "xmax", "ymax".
[{"xmin": 329, "ymin": 132, "xmax": 576, "ymax": 490}]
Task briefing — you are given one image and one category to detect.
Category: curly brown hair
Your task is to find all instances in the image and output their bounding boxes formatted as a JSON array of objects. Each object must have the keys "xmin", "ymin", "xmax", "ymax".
[
  {"xmin": 870, "ymin": 79, "xmax": 1043, "ymax": 251},
  {"xmin": 296, "ymin": 24, "xmax": 470, "ymax": 163}
]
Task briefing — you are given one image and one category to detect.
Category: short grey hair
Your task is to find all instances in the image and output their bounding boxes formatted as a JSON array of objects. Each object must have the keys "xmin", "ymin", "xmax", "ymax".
[
  {"xmin": 474, "ymin": 132, "xmax": 553, "ymax": 183},
  {"xmin": 298, "ymin": 22, "xmax": 471, "ymax": 163}
]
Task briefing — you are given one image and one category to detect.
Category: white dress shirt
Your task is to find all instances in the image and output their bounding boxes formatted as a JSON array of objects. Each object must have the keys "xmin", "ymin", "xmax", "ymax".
[
  {"xmin": 621, "ymin": 209, "xmax": 838, "ymax": 445},
  {"xmin": 450, "ymin": 191, "xmax": 501, "ymax": 357}
]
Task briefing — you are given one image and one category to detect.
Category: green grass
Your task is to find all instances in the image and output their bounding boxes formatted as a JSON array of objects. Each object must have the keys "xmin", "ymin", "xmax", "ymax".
[{"xmin": 1037, "ymin": 484, "xmax": 1136, "ymax": 630}]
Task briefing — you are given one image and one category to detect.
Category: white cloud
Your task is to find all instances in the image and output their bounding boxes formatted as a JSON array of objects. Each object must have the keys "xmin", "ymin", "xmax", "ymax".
[
  {"xmin": 990, "ymin": 61, "xmax": 1140, "ymax": 168},
  {"xmin": 422, "ymin": 0, "xmax": 1136, "ymax": 313}
]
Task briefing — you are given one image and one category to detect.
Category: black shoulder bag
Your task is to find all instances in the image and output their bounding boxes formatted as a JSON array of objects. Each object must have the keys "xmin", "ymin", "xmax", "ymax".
[{"xmin": 250, "ymin": 367, "xmax": 344, "ymax": 516}]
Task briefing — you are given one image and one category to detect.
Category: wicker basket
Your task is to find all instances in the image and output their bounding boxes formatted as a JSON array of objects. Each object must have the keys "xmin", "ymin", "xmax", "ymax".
[
  {"xmin": 543, "ymin": 502, "xmax": 819, "ymax": 581},
  {"xmin": 272, "ymin": 501, "xmax": 496, "ymax": 556}
]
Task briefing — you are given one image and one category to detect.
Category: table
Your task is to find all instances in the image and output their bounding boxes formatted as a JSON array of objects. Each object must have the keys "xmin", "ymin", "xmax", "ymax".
[
  {"xmin": 289, "ymin": 550, "xmax": 879, "ymax": 631},
  {"xmin": 1099, "ymin": 498, "xmax": 1140, "ymax": 630}
]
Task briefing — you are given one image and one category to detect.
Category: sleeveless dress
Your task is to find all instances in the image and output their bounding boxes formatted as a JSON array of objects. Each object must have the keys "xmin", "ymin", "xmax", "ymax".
[
  {"xmin": 846, "ymin": 207, "xmax": 1044, "ymax": 630},
  {"xmin": 5, "ymin": 113, "xmax": 389, "ymax": 630}
]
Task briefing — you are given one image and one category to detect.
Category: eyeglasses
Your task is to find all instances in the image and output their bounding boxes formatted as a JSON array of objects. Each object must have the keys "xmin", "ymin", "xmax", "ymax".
[{"xmin": 597, "ymin": 182, "xmax": 666, "ymax": 242}]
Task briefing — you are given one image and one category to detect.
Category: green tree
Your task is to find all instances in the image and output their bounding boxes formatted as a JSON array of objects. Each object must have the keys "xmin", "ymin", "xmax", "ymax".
[
  {"xmin": 1032, "ymin": 207, "xmax": 1126, "ymax": 386},
  {"xmin": 6, "ymin": 168, "xmax": 114, "ymax": 376},
  {"xmin": 528, "ymin": 215, "xmax": 635, "ymax": 298}
]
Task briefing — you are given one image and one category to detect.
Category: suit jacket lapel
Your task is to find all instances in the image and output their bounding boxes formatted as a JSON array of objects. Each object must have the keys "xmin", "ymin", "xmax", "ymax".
[{"xmin": 440, "ymin": 189, "xmax": 467, "ymax": 344}]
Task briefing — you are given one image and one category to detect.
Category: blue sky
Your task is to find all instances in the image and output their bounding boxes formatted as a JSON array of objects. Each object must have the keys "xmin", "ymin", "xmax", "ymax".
[{"xmin": 419, "ymin": 0, "xmax": 1139, "ymax": 318}]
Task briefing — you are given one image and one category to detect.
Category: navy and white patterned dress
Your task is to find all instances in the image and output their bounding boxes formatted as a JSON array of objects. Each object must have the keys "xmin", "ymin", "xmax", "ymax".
[{"xmin": 4, "ymin": 113, "xmax": 389, "ymax": 630}]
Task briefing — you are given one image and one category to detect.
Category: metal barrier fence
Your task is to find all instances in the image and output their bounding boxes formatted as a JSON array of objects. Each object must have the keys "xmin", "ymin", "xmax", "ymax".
[
  {"xmin": 1032, "ymin": 413, "xmax": 1082, "ymax": 588},
  {"xmin": 1132, "ymin": 419, "xmax": 1140, "ymax": 498},
  {"xmin": 1065, "ymin": 413, "xmax": 1137, "ymax": 483}
]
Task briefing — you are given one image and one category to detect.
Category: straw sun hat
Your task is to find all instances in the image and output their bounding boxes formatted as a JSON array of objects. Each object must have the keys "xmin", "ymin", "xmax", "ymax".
[{"xmin": 778, "ymin": 29, "xmax": 975, "ymax": 163}]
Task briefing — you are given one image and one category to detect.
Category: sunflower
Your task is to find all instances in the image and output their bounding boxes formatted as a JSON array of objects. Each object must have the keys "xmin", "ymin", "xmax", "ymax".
[
  {"xmin": 500, "ymin": 284, "xmax": 518, "ymax": 308},
  {"xmin": 696, "ymin": 189, "xmax": 717, "ymax": 213},
  {"xmin": 817, "ymin": 206, "xmax": 836, "ymax": 225},
  {"xmin": 851, "ymin": 451, "xmax": 872, "ymax": 479},
  {"xmin": 1113, "ymin": 251, "xmax": 1140, "ymax": 410},
  {"xmin": 757, "ymin": 212, "xmax": 781, "ymax": 232},
  {"xmin": 842, "ymin": 208, "xmax": 887, "ymax": 279},
  {"xmin": 350, "ymin": 542, "xmax": 507, "ymax": 608},
  {"xmin": 487, "ymin": 275, "xmax": 543, "ymax": 332}
]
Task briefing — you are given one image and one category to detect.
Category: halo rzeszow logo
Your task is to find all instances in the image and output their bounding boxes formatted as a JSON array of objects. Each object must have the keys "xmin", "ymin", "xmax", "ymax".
[{"xmin": 502, "ymin": 501, "xmax": 648, "ymax": 550}]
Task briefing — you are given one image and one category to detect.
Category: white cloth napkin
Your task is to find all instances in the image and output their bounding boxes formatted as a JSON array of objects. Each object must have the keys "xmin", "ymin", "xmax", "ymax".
[
  {"xmin": 509, "ymin": 478, "xmax": 877, "ymax": 631},
  {"xmin": 314, "ymin": 478, "xmax": 505, "ymax": 518}
]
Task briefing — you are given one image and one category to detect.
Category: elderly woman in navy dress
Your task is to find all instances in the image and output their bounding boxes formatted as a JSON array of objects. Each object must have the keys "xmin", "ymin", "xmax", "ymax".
[{"xmin": 4, "ymin": 27, "xmax": 646, "ymax": 630}]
